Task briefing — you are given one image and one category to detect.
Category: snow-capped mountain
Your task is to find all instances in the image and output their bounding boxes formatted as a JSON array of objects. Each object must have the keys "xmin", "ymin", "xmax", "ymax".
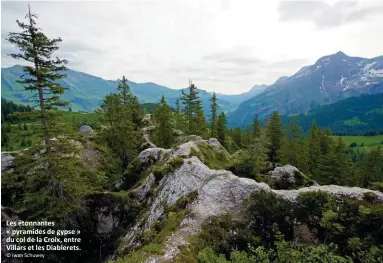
[{"xmin": 227, "ymin": 51, "xmax": 383, "ymax": 127}]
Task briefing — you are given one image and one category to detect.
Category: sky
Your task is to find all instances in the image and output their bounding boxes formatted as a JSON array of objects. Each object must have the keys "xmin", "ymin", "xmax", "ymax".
[{"xmin": 2, "ymin": 0, "xmax": 383, "ymax": 94}]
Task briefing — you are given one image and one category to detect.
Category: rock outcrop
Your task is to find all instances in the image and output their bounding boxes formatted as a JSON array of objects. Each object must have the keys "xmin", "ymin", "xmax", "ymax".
[
  {"xmin": 79, "ymin": 125, "xmax": 93, "ymax": 136},
  {"xmin": 1, "ymin": 152, "xmax": 15, "ymax": 172},
  {"xmin": 120, "ymin": 136, "xmax": 383, "ymax": 263}
]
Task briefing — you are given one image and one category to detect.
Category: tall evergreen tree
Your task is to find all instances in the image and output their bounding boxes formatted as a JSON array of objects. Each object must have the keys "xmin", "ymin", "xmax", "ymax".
[
  {"xmin": 232, "ymin": 127, "xmax": 242, "ymax": 148},
  {"xmin": 174, "ymin": 98, "xmax": 187, "ymax": 132},
  {"xmin": 101, "ymin": 75, "xmax": 140, "ymax": 169},
  {"xmin": 153, "ymin": 96, "xmax": 174, "ymax": 148},
  {"xmin": 180, "ymin": 82, "xmax": 206, "ymax": 136},
  {"xmin": 265, "ymin": 111, "xmax": 284, "ymax": 163},
  {"xmin": 4, "ymin": 6, "xmax": 94, "ymax": 227},
  {"xmin": 117, "ymin": 75, "xmax": 131, "ymax": 104},
  {"xmin": 210, "ymin": 92, "xmax": 219, "ymax": 138},
  {"xmin": 242, "ymin": 125, "xmax": 253, "ymax": 148},
  {"xmin": 7, "ymin": 4, "xmax": 69, "ymax": 145},
  {"xmin": 217, "ymin": 112, "xmax": 227, "ymax": 146},
  {"xmin": 252, "ymin": 115, "xmax": 261, "ymax": 137},
  {"xmin": 357, "ymin": 147, "xmax": 383, "ymax": 187},
  {"xmin": 249, "ymin": 127, "xmax": 270, "ymax": 176},
  {"xmin": 307, "ymin": 122, "xmax": 321, "ymax": 174},
  {"xmin": 280, "ymin": 118, "xmax": 308, "ymax": 172}
]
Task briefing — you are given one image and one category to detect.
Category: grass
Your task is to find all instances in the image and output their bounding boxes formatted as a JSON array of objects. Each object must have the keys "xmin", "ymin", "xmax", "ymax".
[
  {"xmin": 332, "ymin": 134, "xmax": 383, "ymax": 151},
  {"xmin": 2, "ymin": 111, "xmax": 104, "ymax": 152},
  {"xmin": 189, "ymin": 142, "xmax": 233, "ymax": 170}
]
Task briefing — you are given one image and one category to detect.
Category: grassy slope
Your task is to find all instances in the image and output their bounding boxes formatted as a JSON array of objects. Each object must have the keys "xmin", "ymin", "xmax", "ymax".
[{"xmin": 332, "ymin": 134, "xmax": 383, "ymax": 151}]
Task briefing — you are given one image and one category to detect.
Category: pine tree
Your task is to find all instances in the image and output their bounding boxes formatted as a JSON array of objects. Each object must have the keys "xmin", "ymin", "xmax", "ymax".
[
  {"xmin": 117, "ymin": 75, "xmax": 131, "ymax": 104},
  {"xmin": 332, "ymin": 137, "xmax": 353, "ymax": 184},
  {"xmin": 265, "ymin": 111, "xmax": 283, "ymax": 163},
  {"xmin": 307, "ymin": 122, "xmax": 321, "ymax": 174},
  {"xmin": 102, "ymin": 92, "xmax": 137, "ymax": 169},
  {"xmin": 242, "ymin": 125, "xmax": 253, "ymax": 148},
  {"xmin": 7, "ymin": 4, "xmax": 69, "ymax": 145},
  {"xmin": 153, "ymin": 96, "xmax": 174, "ymax": 148},
  {"xmin": 210, "ymin": 92, "xmax": 219, "ymax": 138},
  {"xmin": 180, "ymin": 82, "xmax": 206, "ymax": 136},
  {"xmin": 280, "ymin": 118, "xmax": 308, "ymax": 172},
  {"xmin": 249, "ymin": 127, "xmax": 269, "ymax": 175},
  {"xmin": 174, "ymin": 98, "xmax": 187, "ymax": 132},
  {"xmin": 217, "ymin": 112, "xmax": 227, "ymax": 146},
  {"xmin": 232, "ymin": 127, "xmax": 242, "ymax": 148},
  {"xmin": 357, "ymin": 147, "xmax": 383, "ymax": 187},
  {"xmin": 117, "ymin": 75, "xmax": 141, "ymax": 127},
  {"xmin": 252, "ymin": 115, "xmax": 261, "ymax": 137},
  {"xmin": 4, "ymin": 5, "xmax": 94, "ymax": 227}
]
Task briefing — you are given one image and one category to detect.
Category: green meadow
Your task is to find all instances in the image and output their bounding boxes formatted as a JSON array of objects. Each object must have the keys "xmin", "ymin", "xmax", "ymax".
[{"xmin": 333, "ymin": 134, "xmax": 383, "ymax": 151}]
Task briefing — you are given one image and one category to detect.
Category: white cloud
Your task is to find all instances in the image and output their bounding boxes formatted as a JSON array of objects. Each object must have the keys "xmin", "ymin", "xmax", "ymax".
[{"xmin": 2, "ymin": 0, "xmax": 383, "ymax": 94}]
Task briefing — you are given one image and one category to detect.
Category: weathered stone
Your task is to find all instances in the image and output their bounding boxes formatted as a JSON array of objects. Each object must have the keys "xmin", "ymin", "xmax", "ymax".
[
  {"xmin": 1, "ymin": 152, "xmax": 15, "ymax": 172},
  {"xmin": 79, "ymin": 125, "xmax": 93, "ymax": 136},
  {"xmin": 122, "ymin": 135, "xmax": 383, "ymax": 262}
]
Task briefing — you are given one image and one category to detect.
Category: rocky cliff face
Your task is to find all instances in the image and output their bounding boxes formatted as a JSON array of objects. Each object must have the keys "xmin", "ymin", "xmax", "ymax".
[{"xmin": 117, "ymin": 119, "xmax": 383, "ymax": 263}]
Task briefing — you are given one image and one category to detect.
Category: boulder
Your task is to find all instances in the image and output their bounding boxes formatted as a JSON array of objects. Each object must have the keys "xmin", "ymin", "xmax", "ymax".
[
  {"xmin": 1, "ymin": 153, "xmax": 15, "ymax": 172},
  {"xmin": 79, "ymin": 125, "xmax": 93, "ymax": 136},
  {"xmin": 266, "ymin": 164, "xmax": 313, "ymax": 189}
]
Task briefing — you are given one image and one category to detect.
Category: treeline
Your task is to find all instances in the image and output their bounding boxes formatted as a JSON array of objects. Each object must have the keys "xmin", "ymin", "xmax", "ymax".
[
  {"xmin": 1, "ymin": 98, "xmax": 32, "ymax": 123},
  {"xmin": 281, "ymin": 93, "xmax": 383, "ymax": 134}
]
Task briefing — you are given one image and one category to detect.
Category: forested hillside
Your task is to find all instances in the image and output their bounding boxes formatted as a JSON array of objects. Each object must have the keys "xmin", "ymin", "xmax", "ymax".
[{"xmin": 282, "ymin": 93, "xmax": 383, "ymax": 134}]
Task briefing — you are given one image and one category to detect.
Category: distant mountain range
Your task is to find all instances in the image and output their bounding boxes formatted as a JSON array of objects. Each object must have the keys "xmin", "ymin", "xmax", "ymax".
[
  {"xmin": 227, "ymin": 51, "xmax": 383, "ymax": 127},
  {"xmin": 1, "ymin": 65, "xmax": 266, "ymax": 115},
  {"xmin": 2, "ymin": 51, "xmax": 383, "ymax": 129},
  {"xmin": 282, "ymin": 93, "xmax": 383, "ymax": 134}
]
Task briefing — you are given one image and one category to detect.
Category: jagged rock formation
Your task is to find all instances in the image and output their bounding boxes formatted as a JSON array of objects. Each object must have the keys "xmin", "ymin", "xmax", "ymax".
[{"xmin": 119, "ymin": 130, "xmax": 383, "ymax": 262}]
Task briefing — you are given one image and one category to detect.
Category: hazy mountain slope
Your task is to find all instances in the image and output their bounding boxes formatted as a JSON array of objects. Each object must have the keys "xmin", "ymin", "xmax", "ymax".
[
  {"xmin": 228, "ymin": 51, "xmax": 383, "ymax": 127},
  {"xmin": 1, "ymin": 65, "xmax": 263, "ymax": 113}
]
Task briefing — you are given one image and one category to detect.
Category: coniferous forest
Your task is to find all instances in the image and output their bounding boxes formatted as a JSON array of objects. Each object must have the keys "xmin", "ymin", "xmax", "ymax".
[{"xmin": 1, "ymin": 4, "xmax": 383, "ymax": 263}]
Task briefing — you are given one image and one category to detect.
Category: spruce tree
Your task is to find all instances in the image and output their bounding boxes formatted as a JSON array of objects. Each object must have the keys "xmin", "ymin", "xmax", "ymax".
[
  {"xmin": 4, "ymin": 5, "xmax": 94, "ymax": 227},
  {"xmin": 117, "ymin": 75, "xmax": 131, "ymax": 104},
  {"xmin": 249, "ymin": 127, "xmax": 269, "ymax": 176},
  {"xmin": 265, "ymin": 111, "xmax": 284, "ymax": 163},
  {"xmin": 252, "ymin": 115, "xmax": 261, "ymax": 137},
  {"xmin": 180, "ymin": 82, "xmax": 206, "ymax": 136},
  {"xmin": 357, "ymin": 147, "xmax": 383, "ymax": 187},
  {"xmin": 217, "ymin": 112, "xmax": 227, "ymax": 146},
  {"xmin": 153, "ymin": 96, "xmax": 174, "ymax": 148},
  {"xmin": 102, "ymin": 92, "xmax": 137, "ymax": 169},
  {"xmin": 232, "ymin": 127, "xmax": 242, "ymax": 148},
  {"xmin": 242, "ymin": 125, "xmax": 253, "ymax": 148},
  {"xmin": 280, "ymin": 118, "xmax": 308, "ymax": 172},
  {"xmin": 7, "ymin": 4, "xmax": 69, "ymax": 145},
  {"xmin": 210, "ymin": 92, "xmax": 219, "ymax": 138},
  {"xmin": 117, "ymin": 75, "xmax": 141, "ymax": 127},
  {"xmin": 174, "ymin": 98, "xmax": 187, "ymax": 132},
  {"xmin": 307, "ymin": 122, "xmax": 321, "ymax": 174}
]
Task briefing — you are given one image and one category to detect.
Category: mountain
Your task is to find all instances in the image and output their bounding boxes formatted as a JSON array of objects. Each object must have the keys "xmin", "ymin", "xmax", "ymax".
[
  {"xmin": 1, "ymin": 65, "xmax": 264, "ymax": 114},
  {"xmin": 228, "ymin": 51, "xmax": 383, "ymax": 127},
  {"xmin": 282, "ymin": 92, "xmax": 383, "ymax": 134}
]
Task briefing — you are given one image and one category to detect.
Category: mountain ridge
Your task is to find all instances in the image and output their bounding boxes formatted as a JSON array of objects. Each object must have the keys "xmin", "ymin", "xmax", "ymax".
[
  {"xmin": 1, "ymin": 64, "xmax": 266, "ymax": 114},
  {"xmin": 227, "ymin": 51, "xmax": 383, "ymax": 127}
]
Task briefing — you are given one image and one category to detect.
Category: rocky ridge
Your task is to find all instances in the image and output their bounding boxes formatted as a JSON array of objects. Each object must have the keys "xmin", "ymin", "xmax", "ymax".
[{"xmin": 118, "ymin": 116, "xmax": 383, "ymax": 262}]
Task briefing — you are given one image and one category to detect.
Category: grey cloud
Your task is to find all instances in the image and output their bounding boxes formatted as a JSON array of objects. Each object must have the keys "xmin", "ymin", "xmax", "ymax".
[
  {"xmin": 203, "ymin": 47, "xmax": 264, "ymax": 65},
  {"xmin": 268, "ymin": 59, "xmax": 309, "ymax": 69},
  {"xmin": 278, "ymin": 1, "xmax": 383, "ymax": 28}
]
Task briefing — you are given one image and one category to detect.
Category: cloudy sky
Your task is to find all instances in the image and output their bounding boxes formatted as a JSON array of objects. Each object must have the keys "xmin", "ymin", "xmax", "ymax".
[{"xmin": 2, "ymin": 0, "xmax": 383, "ymax": 94}]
